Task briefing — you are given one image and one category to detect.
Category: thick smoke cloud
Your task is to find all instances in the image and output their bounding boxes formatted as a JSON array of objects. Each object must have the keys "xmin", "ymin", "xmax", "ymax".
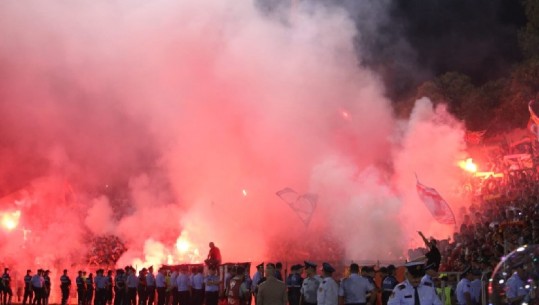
[{"xmin": 0, "ymin": 0, "xmax": 470, "ymax": 274}]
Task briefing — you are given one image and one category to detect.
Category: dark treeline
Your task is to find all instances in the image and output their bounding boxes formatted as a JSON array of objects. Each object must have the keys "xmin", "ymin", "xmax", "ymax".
[{"xmin": 353, "ymin": 0, "xmax": 539, "ymax": 132}]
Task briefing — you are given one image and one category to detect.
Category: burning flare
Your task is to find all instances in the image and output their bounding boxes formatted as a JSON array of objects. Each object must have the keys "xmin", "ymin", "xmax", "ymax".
[
  {"xmin": 458, "ymin": 158, "xmax": 477, "ymax": 173},
  {"xmin": 0, "ymin": 210, "xmax": 21, "ymax": 231}
]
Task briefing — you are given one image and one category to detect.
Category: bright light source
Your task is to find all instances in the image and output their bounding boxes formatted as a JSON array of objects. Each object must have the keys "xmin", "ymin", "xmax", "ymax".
[
  {"xmin": 517, "ymin": 246, "xmax": 527, "ymax": 252},
  {"xmin": 176, "ymin": 239, "xmax": 190, "ymax": 253},
  {"xmin": 242, "ymin": 189, "xmax": 247, "ymax": 197},
  {"xmin": 458, "ymin": 158, "xmax": 477, "ymax": 173},
  {"xmin": 0, "ymin": 210, "xmax": 21, "ymax": 231}
]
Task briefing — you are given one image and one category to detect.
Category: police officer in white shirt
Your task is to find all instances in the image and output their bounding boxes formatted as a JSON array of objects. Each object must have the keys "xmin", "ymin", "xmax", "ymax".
[
  {"xmin": 339, "ymin": 263, "xmax": 375, "ymax": 305},
  {"xmin": 506, "ymin": 263, "xmax": 531, "ymax": 305},
  {"xmin": 301, "ymin": 262, "xmax": 321, "ymax": 305},
  {"xmin": 456, "ymin": 267, "xmax": 473, "ymax": 305},
  {"xmin": 387, "ymin": 262, "xmax": 441, "ymax": 305},
  {"xmin": 318, "ymin": 263, "xmax": 338, "ymax": 305}
]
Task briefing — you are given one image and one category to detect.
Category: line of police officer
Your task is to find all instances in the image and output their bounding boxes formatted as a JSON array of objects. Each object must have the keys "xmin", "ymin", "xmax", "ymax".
[{"xmin": 249, "ymin": 261, "xmax": 449, "ymax": 305}]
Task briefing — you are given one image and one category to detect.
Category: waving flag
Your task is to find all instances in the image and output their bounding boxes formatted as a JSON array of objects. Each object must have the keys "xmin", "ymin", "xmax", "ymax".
[
  {"xmin": 416, "ymin": 180, "xmax": 456, "ymax": 225},
  {"xmin": 276, "ymin": 187, "xmax": 318, "ymax": 227}
]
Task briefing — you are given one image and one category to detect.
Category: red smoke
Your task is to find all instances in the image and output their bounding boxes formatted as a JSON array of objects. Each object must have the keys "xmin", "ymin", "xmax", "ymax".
[{"xmin": 0, "ymin": 0, "xmax": 470, "ymax": 277}]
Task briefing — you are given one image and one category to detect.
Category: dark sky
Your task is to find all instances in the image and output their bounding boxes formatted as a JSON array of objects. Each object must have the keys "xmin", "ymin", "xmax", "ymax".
[
  {"xmin": 260, "ymin": 0, "xmax": 528, "ymax": 100},
  {"xmin": 354, "ymin": 0, "xmax": 527, "ymax": 100}
]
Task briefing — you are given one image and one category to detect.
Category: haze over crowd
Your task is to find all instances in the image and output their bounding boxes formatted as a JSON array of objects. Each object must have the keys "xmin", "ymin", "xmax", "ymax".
[{"xmin": 0, "ymin": 0, "xmax": 472, "ymax": 270}]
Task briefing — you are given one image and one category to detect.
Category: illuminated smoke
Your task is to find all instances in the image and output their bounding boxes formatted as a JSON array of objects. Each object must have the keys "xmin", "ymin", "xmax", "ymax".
[{"xmin": 0, "ymin": 0, "xmax": 469, "ymax": 273}]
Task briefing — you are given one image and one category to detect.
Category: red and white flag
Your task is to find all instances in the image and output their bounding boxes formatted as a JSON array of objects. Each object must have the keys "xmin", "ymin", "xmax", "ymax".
[{"xmin": 416, "ymin": 181, "xmax": 456, "ymax": 225}]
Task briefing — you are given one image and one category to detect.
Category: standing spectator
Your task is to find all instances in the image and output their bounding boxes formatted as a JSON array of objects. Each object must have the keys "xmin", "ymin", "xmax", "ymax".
[
  {"xmin": 257, "ymin": 263, "xmax": 287, "ymax": 305},
  {"xmin": 43, "ymin": 271, "xmax": 51, "ymax": 305},
  {"xmin": 76, "ymin": 271, "xmax": 86, "ymax": 305},
  {"xmin": 147, "ymin": 267, "xmax": 156, "ymax": 305},
  {"xmin": 31, "ymin": 270, "xmax": 44, "ymax": 305},
  {"xmin": 114, "ymin": 269, "xmax": 126, "ymax": 305},
  {"xmin": 86, "ymin": 273, "xmax": 95, "ymax": 305},
  {"xmin": 156, "ymin": 268, "xmax": 166, "ymax": 305},
  {"xmin": 23, "ymin": 270, "xmax": 33, "ymax": 305},
  {"xmin": 126, "ymin": 268, "xmax": 138, "ymax": 305},
  {"xmin": 191, "ymin": 267, "xmax": 204, "ymax": 305},
  {"xmin": 176, "ymin": 267, "xmax": 191, "ymax": 305},
  {"xmin": 274, "ymin": 264, "xmax": 283, "ymax": 282},
  {"xmin": 2, "ymin": 268, "xmax": 13, "ymax": 305},
  {"xmin": 286, "ymin": 265, "xmax": 303, "ymax": 305},
  {"xmin": 106, "ymin": 270, "xmax": 114, "ymax": 305},
  {"xmin": 60, "ymin": 269, "xmax": 71, "ymax": 305},
  {"xmin": 381, "ymin": 266, "xmax": 397, "ymax": 305}
]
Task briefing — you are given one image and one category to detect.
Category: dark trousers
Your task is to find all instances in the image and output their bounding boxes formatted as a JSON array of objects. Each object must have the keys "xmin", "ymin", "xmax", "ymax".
[
  {"xmin": 191, "ymin": 289, "xmax": 203, "ymax": 305},
  {"xmin": 78, "ymin": 288, "xmax": 87, "ymax": 305},
  {"xmin": 23, "ymin": 287, "xmax": 33, "ymax": 305},
  {"xmin": 178, "ymin": 291, "xmax": 190, "ymax": 305},
  {"xmin": 147, "ymin": 287, "xmax": 156, "ymax": 305},
  {"xmin": 32, "ymin": 287, "xmax": 43, "ymax": 305},
  {"xmin": 107, "ymin": 288, "xmax": 114, "ymax": 305},
  {"xmin": 96, "ymin": 289, "xmax": 107, "ymax": 305},
  {"xmin": 86, "ymin": 288, "xmax": 94, "ymax": 305},
  {"xmin": 113, "ymin": 287, "xmax": 125, "ymax": 305},
  {"xmin": 138, "ymin": 287, "xmax": 147, "ymax": 305},
  {"xmin": 172, "ymin": 290, "xmax": 179, "ymax": 305},
  {"xmin": 288, "ymin": 291, "xmax": 300, "ymax": 305},
  {"xmin": 204, "ymin": 292, "xmax": 218, "ymax": 305},
  {"xmin": 61, "ymin": 285, "xmax": 70, "ymax": 305},
  {"xmin": 128, "ymin": 288, "xmax": 137, "ymax": 305},
  {"xmin": 156, "ymin": 288, "xmax": 166, "ymax": 305},
  {"xmin": 3, "ymin": 287, "xmax": 12, "ymax": 305}
]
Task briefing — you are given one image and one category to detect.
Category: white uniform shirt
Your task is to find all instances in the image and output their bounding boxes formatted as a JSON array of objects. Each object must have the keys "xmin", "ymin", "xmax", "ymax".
[
  {"xmin": 456, "ymin": 278, "xmax": 471, "ymax": 305},
  {"xmin": 388, "ymin": 280, "xmax": 442, "ymax": 305},
  {"xmin": 317, "ymin": 277, "xmax": 338, "ymax": 305}
]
